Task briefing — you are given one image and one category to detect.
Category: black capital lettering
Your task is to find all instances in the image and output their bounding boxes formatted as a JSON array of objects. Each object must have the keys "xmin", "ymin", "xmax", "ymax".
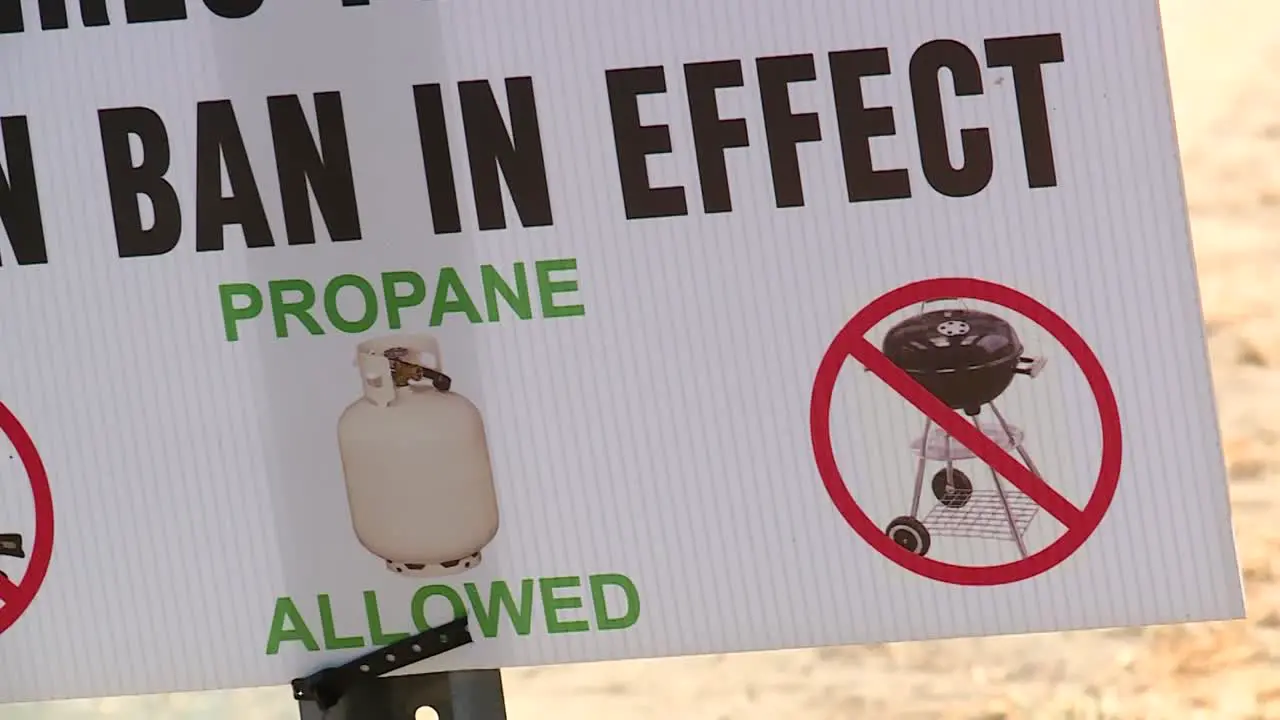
[
  {"xmin": 0, "ymin": 2, "xmax": 24, "ymax": 33},
  {"xmin": 829, "ymin": 48, "xmax": 911, "ymax": 203},
  {"xmin": 195, "ymin": 100, "xmax": 274, "ymax": 252},
  {"xmin": 0, "ymin": 117, "xmax": 49, "ymax": 267},
  {"xmin": 266, "ymin": 92, "xmax": 362, "ymax": 245},
  {"xmin": 985, "ymin": 33, "xmax": 1065, "ymax": 189},
  {"xmin": 605, "ymin": 66, "xmax": 687, "ymax": 220},
  {"xmin": 909, "ymin": 40, "xmax": 993, "ymax": 198},
  {"xmin": 458, "ymin": 77, "xmax": 555, "ymax": 231},
  {"xmin": 756, "ymin": 54, "xmax": 822, "ymax": 209},
  {"xmin": 202, "ymin": 0, "xmax": 263, "ymax": 19},
  {"xmin": 412, "ymin": 84, "xmax": 462, "ymax": 235},
  {"xmin": 684, "ymin": 60, "xmax": 750, "ymax": 214},
  {"xmin": 35, "ymin": 0, "xmax": 109, "ymax": 30},
  {"xmin": 98, "ymin": 107, "xmax": 182, "ymax": 259},
  {"xmin": 124, "ymin": 0, "xmax": 187, "ymax": 23}
]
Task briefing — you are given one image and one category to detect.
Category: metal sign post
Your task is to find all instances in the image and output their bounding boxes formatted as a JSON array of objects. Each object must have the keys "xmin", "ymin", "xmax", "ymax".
[{"xmin": 292, "ymin": 616, "xmax": 508, "ymax": 719}]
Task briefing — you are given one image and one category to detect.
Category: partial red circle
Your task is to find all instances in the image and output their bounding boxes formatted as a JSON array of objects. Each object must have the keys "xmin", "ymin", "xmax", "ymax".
[
  {"xmin": 810, "ymin": 277, "xmax": 1122, "ymax": 585},
  {"xmin": 0, "ymin": 402, "xmax": 54, "ymax": 635}
]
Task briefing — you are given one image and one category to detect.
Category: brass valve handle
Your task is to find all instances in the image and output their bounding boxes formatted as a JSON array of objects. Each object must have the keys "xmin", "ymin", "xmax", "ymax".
[{"xmin": 384, "ymin": 348, "xmax": 453, "ymax": 392}]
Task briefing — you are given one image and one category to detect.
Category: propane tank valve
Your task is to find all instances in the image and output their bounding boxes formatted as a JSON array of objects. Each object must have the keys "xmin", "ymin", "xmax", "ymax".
[{"xmin": 385, "ymin": 348, "xmax": 453, "ymax": 393}]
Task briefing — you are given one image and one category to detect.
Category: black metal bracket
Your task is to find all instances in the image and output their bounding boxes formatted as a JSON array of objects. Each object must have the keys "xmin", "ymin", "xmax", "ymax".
[{"xmin": 292, "ymin": 615, "xmax": 473, "ymax": 714}]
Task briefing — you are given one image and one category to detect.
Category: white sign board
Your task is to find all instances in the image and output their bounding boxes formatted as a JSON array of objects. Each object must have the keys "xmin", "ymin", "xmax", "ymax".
[{"xmin": 0, "ymin": 0, "xmax": 1245, "ymax": 705}]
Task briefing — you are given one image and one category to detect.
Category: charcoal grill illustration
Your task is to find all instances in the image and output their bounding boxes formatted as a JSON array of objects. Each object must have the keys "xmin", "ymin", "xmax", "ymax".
[
  {"xmin": 0, "ymin": 531, "xmax": 23, "ymax": 582},
  {"xmin": 880, "ymin": 300, "xmax": 1049, "ymax": 559}
]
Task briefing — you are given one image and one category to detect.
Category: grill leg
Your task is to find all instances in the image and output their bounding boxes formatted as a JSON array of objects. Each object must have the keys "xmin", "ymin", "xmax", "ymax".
[
  {"xmin": 974, "ymin": 413, "xmax": 1028, "ymax": 558},
  {"xmin": 943, "ymin": 434, "xmax": 955, "ymax": 492},
  {"xmin": 910, "ymin": 418, "xmax": 933, "ymax": 518},
  {"xmin": 989, "ymin": 402, "xmax": 1044, "ymax": 478}
]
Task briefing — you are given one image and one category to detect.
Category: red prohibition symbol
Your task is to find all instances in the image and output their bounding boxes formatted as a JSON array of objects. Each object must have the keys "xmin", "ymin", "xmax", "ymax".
[
  {"xmin": 810, "ymin": 277, "xmax": 1122, "ymax": 586},
  {"xmin": 0, "ymin": 401, "xmax": 53, "ymax": 636}
]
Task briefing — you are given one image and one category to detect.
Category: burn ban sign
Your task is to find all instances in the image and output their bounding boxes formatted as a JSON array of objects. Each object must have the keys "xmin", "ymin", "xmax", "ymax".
[{"xmin": 0, "ymin": 0, "xmax": 1250, "ymax": 708}]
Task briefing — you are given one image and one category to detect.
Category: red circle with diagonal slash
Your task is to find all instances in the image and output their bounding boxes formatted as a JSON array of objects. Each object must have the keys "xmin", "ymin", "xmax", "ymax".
[
  {"xmin": 0, "ymin": 402, "xmax": 53, "ymax": 636},
  {"xmin": 810, "ymin": 277, "xmax": 1122, "ymax": 586}
]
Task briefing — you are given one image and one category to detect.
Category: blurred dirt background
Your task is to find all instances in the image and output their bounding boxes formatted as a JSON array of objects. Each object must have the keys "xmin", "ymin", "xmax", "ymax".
[{"xmin": 7, "ymin": 0, "xmax": 1277, "ymax": 717}]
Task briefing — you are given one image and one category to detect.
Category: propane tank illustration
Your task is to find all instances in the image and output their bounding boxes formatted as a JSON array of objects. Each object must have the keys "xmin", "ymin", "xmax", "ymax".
[{"xmin": 337, "ymin": 334, "xmax": 499, "ymax": 578}]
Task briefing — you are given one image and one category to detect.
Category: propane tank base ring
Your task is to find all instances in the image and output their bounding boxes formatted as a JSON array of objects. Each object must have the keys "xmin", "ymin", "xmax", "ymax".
[{"xmin": 383, "ymin": 551, "xmax": 483, "ymax": 578}]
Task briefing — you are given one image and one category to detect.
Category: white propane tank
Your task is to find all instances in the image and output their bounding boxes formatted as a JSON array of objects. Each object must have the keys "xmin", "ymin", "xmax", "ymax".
[{"xmin": 336, "ymin": 333, "xmax": 499, "ymax": 578}]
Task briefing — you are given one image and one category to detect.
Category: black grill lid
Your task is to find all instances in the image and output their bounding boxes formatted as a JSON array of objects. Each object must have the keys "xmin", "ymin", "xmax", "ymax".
[{"xmin": 881, "ymin": 308, "xmax": 1023, "ymax": 375}]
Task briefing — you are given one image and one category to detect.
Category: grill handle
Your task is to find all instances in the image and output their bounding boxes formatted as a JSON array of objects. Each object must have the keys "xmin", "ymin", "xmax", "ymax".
[
  {"xmin": 0, "ymin": 533, "xmax": 24, "ymax": 559},
  {"xmin": 1015, "ymin": 356, "xmax": 1047, "ymax": 378},
  {"xmin": 917, "ymin": 297, "xmax": 970, "ymax": 313}
]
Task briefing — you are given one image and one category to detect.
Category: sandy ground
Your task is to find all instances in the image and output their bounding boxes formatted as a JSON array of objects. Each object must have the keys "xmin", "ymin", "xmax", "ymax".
[{"xmin": 9, "ymin": 1, "xmax": 1280, "ymax": 718}]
